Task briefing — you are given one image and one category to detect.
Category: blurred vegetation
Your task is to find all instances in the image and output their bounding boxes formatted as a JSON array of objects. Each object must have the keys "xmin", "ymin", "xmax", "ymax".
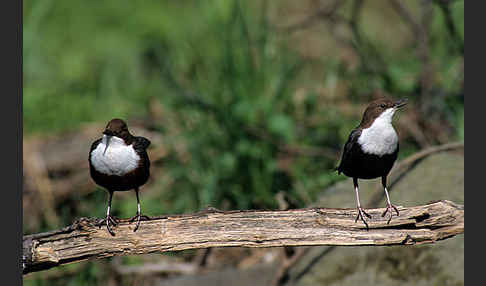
[{"xmin": 23, "ymin": 0, "xmax": 463, "ymax": 284}]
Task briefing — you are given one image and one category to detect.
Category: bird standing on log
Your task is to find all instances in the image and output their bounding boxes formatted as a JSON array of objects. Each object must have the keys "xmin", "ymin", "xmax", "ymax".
[
  {"xmin": 89, "ymin": 118, "xmax": 151, "ymax": 235},
  {"xmin": 336, "ymin": 98, "xmax": 407, "ymax": 228}
]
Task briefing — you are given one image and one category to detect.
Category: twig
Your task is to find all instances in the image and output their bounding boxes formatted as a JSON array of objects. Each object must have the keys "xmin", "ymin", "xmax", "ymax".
[
  {"xmin": 369, "ymin": 141, "xmax": 464, "ymax": 206},
  {"xmin": 393, "ymin": 142, "xmax": 463, "ymax": 175},
  {"xmin": 434, "ymin": 0, "xmax": 464, "ymax": 54},
  {"xmin": 271, "ymin": 247, "xmax": 312, "ymax": 286},
  {"xmin": 285, "ymin": 142, "xmax": 464, "ymax": 285},
  {"xmin": 23, "ymin": 200, "xmax": 463, "ymax": 275},
  {"xmin": 278, "ymin": 0, "xmax": 344, "ymax": 33}
]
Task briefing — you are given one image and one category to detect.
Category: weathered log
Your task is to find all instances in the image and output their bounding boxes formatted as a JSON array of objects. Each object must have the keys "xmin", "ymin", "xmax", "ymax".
[{"xmin": 23, "ymin": 200, "xmax": 464, "ymax": 275}]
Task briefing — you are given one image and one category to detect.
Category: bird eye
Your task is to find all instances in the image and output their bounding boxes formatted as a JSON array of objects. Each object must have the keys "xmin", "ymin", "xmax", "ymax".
[{"xmin": 380, "ymin": 104, "xmax": 386, "ymax": 109}]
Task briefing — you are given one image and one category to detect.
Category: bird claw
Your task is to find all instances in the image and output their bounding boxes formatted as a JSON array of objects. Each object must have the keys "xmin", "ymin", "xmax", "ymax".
[
  {"xmin": 129, "ymin": 214, "xmax": 150, "ymax": 232},
  {"xmin": 381, "ymin": 203, "xmax": 399, "ymax": 224},
  {"xmin": 355, "ymin": 207, "xmax": 372, "ymax": 229},
  {"xmin": 97, "ymin": 215, "xmax": 119, "ymax": 236},
  {"xmin": 97, "ymin": 215, "xmax": 119, "ymax": 226},
  {"xmin": 129, "ymin": 214, "xmax": 150, "ymax": 222}
]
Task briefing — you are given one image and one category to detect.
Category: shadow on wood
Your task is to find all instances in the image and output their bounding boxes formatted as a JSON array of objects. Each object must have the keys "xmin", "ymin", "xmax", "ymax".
[{"xmin": 23, "ymin": 200, "xmax": 464, "ymax": 275}]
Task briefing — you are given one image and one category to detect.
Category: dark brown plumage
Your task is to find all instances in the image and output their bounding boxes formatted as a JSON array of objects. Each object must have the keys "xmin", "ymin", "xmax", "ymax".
[
  {"xmin": 336, "ymin": 98, "xmax": 407, "ymax": 228},
  {"xmin": 89, "ymin": 118, "xmax": 151, "ymax": 236}
]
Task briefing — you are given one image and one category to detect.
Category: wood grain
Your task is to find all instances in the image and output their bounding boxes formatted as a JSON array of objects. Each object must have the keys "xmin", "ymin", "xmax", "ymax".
[{"xmin": 23, "ymin": 200, "xmax": 464, "ymax": 275}]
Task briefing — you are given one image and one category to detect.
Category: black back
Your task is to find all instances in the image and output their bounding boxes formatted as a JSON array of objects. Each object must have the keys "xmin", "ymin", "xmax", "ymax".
[{"xmin": 337, "ymin": 128, "xmax": 398, "ymax": 179}]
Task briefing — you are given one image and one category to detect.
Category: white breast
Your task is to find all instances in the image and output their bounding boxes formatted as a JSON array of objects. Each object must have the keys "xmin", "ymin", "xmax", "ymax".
[
  {"xmin": 90, "ymin": 135, "xmax": 140, "ymax": 176},
  {"xmin": 358, "ymin": 108, "xmax": 398, "ymax": 156}
]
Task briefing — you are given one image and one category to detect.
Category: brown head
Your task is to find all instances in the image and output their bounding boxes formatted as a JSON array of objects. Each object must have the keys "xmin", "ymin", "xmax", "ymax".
[
  {"xmin": 102, "ymin": 119, "xmax": 133, "ymax": 154},
  {"xmin": 103, "ymin": 118, "xmax": 131, "ymax": 138},
  {"xmin": 359, "ymin": 98, "xmax": 407, "ymax": 128}
]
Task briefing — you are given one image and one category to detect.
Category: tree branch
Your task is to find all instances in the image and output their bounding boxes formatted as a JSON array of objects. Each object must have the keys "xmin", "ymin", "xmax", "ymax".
[{"xmin": 23, "ymin": 200, "xmax": 463, "ymax": 275}]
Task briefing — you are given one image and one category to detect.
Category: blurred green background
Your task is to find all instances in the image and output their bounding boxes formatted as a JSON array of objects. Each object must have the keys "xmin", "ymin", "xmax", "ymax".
[{"xmin": 23, "ymin": 0, "xmax": 463, "ymax": 284}]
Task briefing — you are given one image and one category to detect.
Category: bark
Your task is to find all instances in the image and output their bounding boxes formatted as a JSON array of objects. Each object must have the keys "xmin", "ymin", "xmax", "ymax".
[{"xmin": 23, "ymin": 200, "xmax": 464, "ymax": 275}]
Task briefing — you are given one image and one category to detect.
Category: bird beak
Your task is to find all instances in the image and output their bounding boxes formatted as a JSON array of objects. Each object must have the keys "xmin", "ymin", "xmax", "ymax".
[
  {"xmin": 103, "ymin": 131, "xmax": 113, "ymax": 155},
  {"xmin": 394, "ymin": 99, "xmax": 408, "ymax": 109}
]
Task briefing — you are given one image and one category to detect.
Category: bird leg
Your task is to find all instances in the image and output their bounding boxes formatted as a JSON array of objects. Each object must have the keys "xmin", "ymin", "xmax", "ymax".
[
  {"xmin": 353, "ymin": 178, "xmax": 371, "ymax": 229},
  {"xmin": 381, "ymin": 176, "xmax": 399, "ymax": 224},
  {"xmin": 129, "ymin": 188, "xmax": 150, "ymax": 232},
  {"xmin": 97, "ymin": 191, "xmax": 118, "ymax": 236}
]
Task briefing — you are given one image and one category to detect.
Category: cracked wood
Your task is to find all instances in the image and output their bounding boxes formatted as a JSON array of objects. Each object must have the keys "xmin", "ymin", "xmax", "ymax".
[{"xmin": 23, "ymin": 200, "xmax": 464, "ymax": 275}]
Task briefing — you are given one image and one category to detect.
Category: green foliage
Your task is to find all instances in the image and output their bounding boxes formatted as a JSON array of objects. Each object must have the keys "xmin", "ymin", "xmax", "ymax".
[
  {"xmin": 456, "ymin": 107, "xmax": 464, "ymax": 142},
  {"xmin": 150, "ymin": 2, "xmax": 310, "ymax": 211}
]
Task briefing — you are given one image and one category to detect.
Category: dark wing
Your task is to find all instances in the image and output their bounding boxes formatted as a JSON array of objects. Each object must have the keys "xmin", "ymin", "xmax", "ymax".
[
  {"xmin": 88, "ymin": 138, "xmax": 102, "ymax": 180},
  {"xmin": 336, "ymin": 128, "xmax": 361, "ymax": 174},
  {"xmin": 133, "ymin": 136, "xmax": 151, "ymax": 152},
  {"xmin": 133, "ymin": 136, "xmax": 151, "ymax": 172}
]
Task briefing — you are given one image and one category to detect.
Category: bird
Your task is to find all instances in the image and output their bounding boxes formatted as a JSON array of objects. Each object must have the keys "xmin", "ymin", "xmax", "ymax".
[
  {"xmin": 336, "ymin": 98, "xmax": 407, "ymax": 228},
  {"xmin": 89, "ymin": 118, "xmax": 151, "ymax": 236}
]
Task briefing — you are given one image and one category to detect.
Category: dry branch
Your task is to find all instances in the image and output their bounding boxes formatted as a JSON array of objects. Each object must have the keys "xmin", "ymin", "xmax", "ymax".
[
  {"xmin": 23, "ymin": 200, "xmax": 463, "ymax": 275},
  {"xmin": 270, "ymin": 142, "xmax": 464, "ymax": 286}
]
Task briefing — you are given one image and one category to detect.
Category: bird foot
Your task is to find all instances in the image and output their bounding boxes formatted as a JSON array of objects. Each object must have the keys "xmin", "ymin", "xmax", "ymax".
[
  {"xmin": 381, "ymin": 203, "xmax": 400, "ymax": 224},
  {"xmin": 129, "ymin": 214, "xmax": 151, "ymax": 232},
  {"xmin": 355, "ymin": 207, "xmax": 372, "ymax": 229},
  {"xmin": 97, "ymin": 215, "xmax": 119, "ymax": 236}
]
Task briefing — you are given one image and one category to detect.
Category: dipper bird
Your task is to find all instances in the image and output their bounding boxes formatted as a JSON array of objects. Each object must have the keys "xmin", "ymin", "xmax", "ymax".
[
  {"xmin": 89, "ymin": 118, "xmax": 151, "ymax": 235},
  {"xmin": 336, "ymin": 98, "xmax": 407, "ymax": 228}
]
